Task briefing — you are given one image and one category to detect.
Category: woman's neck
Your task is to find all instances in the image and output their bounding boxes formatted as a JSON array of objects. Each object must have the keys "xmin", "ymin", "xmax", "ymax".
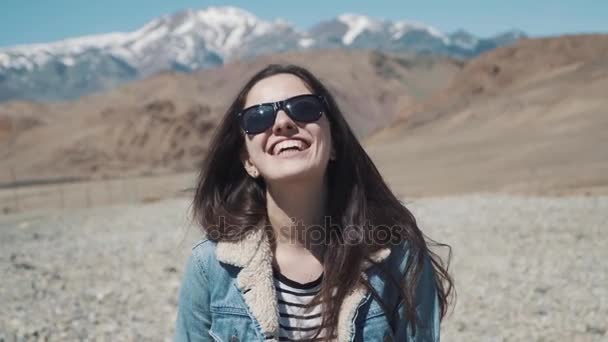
[{"xmin": 265, "ymin": 174, "xmax": 328, "ymax": 250}]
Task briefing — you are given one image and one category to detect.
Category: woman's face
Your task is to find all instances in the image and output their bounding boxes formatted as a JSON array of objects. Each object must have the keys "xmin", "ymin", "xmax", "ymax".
[{"xmin": 240, "ymin": 73, "xmax": 334, "ymax": 183}]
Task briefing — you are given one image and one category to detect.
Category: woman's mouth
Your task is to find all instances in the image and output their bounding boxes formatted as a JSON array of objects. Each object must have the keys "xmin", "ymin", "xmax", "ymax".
[{"xmin": 271, "ymin": 139, "xmax": 311, "ymax": 157}]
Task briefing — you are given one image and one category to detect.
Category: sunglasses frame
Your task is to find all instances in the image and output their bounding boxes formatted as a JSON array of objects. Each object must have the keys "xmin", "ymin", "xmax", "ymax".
[{"xmin": 237, "ymin": 94, "xmax": 326, "ymax": 135}]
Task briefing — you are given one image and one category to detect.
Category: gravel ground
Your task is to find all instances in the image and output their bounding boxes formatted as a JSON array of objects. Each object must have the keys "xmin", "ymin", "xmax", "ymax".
[{"xmin": 0, "ymin": 194, "xmax": 606, "ymax": 341}]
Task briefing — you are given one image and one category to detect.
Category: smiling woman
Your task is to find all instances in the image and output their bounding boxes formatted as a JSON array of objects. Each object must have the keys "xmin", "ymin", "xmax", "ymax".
[
  {"xmin": 240, "ymin": 75, "xmax": 333, "ymax": 185},
  {"xmin": 174, "ymin": 64, "xmax": 454, "ymax": 341}
]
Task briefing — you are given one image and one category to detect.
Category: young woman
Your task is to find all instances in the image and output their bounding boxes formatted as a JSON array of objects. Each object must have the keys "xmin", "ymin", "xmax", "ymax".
[{"xmin": 175, "ymin": 64, "xmax": 453, "ymax": 341}]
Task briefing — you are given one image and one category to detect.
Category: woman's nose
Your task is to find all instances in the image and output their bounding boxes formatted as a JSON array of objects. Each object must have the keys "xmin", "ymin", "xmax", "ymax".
[{"xmin": 272, "ymin": 109, "xmax": 297, "ymax": 134}]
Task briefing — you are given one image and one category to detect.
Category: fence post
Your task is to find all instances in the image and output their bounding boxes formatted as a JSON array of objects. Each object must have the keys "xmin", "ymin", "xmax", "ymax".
[
  {"xmin": 86, "ymin": 182, "xmax": 91, "ymax": 209},
  {"xmin": 10, "ymin": 167, "xmax": 19, "ymax": 213},
  {"xmin": 108, "ymin": 179, "xmax": 113, "ymax": 205}
]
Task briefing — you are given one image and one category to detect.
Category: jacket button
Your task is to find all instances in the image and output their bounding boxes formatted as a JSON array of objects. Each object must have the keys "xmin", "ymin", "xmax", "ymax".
[
  {"xmin": 230, "ymin": 336, "xmax": 239, "ymax": 342},
  {"xmin": 383, "ymin": 332, "xmax": 393, "ymax": 342}
]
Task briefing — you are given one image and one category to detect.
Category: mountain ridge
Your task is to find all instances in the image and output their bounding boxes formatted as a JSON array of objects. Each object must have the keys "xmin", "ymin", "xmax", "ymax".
[{"xmin": 0, "ymin": 6, "xmax": 524, "ymax": 102}]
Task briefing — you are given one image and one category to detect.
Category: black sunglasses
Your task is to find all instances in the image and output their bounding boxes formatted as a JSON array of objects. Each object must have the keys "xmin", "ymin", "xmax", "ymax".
[{"xmin": 237, "ymin": 94, "xmax": 326, "ymax": 135}]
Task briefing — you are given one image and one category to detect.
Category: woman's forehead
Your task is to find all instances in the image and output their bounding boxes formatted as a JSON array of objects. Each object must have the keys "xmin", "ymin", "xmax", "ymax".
[{"xmin": 244, "ymin": 74, "xmax": 312, "ymax": 107}]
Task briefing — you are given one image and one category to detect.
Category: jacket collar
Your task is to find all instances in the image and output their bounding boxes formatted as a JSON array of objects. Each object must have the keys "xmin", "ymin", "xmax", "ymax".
[{"xmin": 216, "ymin": 226, "xmax": 392, "ymax": 342}]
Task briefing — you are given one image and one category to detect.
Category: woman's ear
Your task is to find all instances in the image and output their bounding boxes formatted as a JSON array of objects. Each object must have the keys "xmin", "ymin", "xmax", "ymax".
[
  {"xmin": 240, "ymin": 149, "xmax": 260, "ymax": 178},
  {"xmin": 330, "ymin": 146, "xmax": 336, "ymax": 161},
  {"xmin": 246, "ymin": 164, "xmax": 259, "ymax": 178}
]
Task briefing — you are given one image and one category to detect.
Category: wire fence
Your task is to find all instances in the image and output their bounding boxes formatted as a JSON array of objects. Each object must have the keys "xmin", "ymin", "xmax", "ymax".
[{"xmin": 0, "ymin": 167, "xmax": 196, "ymax": 215}]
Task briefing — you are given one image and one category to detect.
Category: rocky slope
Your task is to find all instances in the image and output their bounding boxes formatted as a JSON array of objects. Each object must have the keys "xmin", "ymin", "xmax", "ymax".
[
  {"xmin": 0, "ymin": 49, "xmax": 460, "ymax": 183},
  {"xmin": 365, "ymin": 34, "xmax": 608, "ymax": 197}
]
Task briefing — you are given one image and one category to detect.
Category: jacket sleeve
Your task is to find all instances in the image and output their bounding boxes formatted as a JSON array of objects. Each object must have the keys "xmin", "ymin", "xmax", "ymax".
[
  {"xmin": 394, "ymin": 253, "xmax": 441, "ymax": 342},
  {"xmin": 174, "ymin": 249, "xmax": 212, "ymax": 341}
]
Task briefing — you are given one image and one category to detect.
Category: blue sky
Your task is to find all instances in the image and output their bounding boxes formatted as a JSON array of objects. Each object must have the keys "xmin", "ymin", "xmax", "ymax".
[{"xmin": 1, "ymin": 0, "xmax": 606, "ymax": 47}]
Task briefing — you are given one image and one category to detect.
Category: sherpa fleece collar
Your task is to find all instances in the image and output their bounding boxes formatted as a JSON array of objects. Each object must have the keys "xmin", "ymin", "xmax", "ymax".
[{"xmin": 216, "ymin": 227, "xmax": 392, "ymax": 342}]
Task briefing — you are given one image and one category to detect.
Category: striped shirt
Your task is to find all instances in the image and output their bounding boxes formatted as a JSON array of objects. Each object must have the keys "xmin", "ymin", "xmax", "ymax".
[{"xmin": 273, "ymin": 267, "xmax": 332, "ymax": 341}]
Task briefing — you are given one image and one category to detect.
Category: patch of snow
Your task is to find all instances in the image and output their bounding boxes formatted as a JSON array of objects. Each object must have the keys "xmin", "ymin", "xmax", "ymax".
[
  {"xmin": 0, "ymin": 53, "xmax": 9, "ymax": 67},
  {"xmin": 130, "ymin": 25, "xmax": 169, "ymax": 53},
  {"xmin": 174, "ymin": 18, "xmax": 196, "ymax": 35},
  {"xmin": 251, "ymin": 21, "xmax": 273, "ymax": 36},
  {"xmin": 12, "ymin": 56, "xmax": 35, "ymax": 70},
  {"xmin": 108, "ymin": 46, "xmax": 136, "ymax": 64},
  {"xmin": 181, "ymin": 36, "xmax": 196, "ymax": 65},
  {"xmin": 1, "ymin": 32, "xmax": 130, "ymax": 55},
  {"xmin": 391, "ymin": 21, "xmax": 450, "ymax": 44},
  {"xmin": 452, "ymin": 37, "xmax": 479, "ymax": 50},
  {"xmin": 62, "ymin": 57, "xmax": 75, "ymax": 66},
  {"xmin": 338, "ymin": 13, "xmax": 383, "ymax": 45},
  {"xmin": 224, "ymin": 25, "xmax": 248, "ymax": 52},
  {"xmin": 196, "ymin": 6, "xmax": 258, "ymax": 29},
  {"xmin": 298, "ymin": 37, "xmax": 315, "ymax": 48}
]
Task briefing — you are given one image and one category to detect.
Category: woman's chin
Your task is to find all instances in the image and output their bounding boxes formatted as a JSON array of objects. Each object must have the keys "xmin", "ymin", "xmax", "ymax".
[{"xmin": 265, "ymin": 164, "xmax": 323, "ymax": 183}]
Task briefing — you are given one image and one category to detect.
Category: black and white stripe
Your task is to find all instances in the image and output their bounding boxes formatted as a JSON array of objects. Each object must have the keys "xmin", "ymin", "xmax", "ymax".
[{"xmin": 273, "ymin": 268, "xmax": 331, "ymax": 341}]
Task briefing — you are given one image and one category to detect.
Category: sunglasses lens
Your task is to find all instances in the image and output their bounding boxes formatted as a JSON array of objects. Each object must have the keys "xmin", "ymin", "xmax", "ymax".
[
  {"xmin": 241, "ymin": 105, "xmax": 275, "ymax": 134},
  {"xmin": 286, "ymin": 96, "xmax": 324, "ymax": 122}
]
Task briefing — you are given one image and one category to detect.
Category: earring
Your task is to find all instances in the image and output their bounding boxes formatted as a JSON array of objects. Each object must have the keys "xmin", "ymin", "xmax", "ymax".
[{"xmin": 251, "ymin": 170, "xmax": 258, "ymax": 177}]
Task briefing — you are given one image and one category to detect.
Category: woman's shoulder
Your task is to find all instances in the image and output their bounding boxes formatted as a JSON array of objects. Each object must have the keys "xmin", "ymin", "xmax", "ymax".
[
  {"xmin": 385, "ymin": 240, "xmax": 412, "ymax": 270},
  {"xmin": 191, "ymin": 236, "xmax": 215, "ymax": 250},
  {"xmin": 188, "ymin": 236, "xmax": 219, "ymax": 268},
  {"xmin": 382, "ymin": 239, "xmax": 436, "ymax": 280}
]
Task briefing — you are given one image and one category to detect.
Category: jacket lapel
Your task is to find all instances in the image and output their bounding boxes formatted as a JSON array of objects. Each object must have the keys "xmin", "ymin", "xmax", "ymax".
[
  {"xmin": 216, "ymin": 227, "xmax": 392, "ymax": 342},
  {"xmin": 216, "ymin": 227, "xmax": 279, "ymax": 338}
]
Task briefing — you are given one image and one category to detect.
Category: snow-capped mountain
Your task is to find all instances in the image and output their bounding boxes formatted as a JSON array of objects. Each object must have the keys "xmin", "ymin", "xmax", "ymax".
[
  {"xmin": 338, "ymin": 14, "xmax": 449, "ymax": 46},
  {"xmin": 0, "ymin": 7, "xmax": 289, "ymax": 72},
  {"xmin": 0, "ymin": 6, "xmax": 525, "ymax": 102}
]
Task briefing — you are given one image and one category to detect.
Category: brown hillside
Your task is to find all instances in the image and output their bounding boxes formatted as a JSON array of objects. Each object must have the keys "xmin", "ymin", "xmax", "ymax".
[
  {"xmin": 0, "ymin": 49, "xmax": 460, "ymax": 183},
  {"xmin": 365, "ymin": 35, "xmax": 608, "ymax": 197}
]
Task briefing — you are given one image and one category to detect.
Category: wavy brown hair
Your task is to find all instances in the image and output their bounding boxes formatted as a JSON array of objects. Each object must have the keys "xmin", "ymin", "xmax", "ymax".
[{"xmin": 191, "ymin": 63, "xmax": 454, "ymax": 340}]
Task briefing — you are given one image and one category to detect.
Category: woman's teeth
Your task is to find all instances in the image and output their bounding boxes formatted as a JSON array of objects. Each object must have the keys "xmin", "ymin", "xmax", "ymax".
[
  {"xmin": 278, "ymin": 148, "xmax": 301, "ymax": 156},
  {"xmin": 273, "ymin": 139, "xmax": 307, "ymax": 155}
]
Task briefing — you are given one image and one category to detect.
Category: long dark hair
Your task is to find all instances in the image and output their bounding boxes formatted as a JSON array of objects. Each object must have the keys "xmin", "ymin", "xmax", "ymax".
[{"xmin": 192, "ymin": 64, "xmax": 454, "ymax": 340}]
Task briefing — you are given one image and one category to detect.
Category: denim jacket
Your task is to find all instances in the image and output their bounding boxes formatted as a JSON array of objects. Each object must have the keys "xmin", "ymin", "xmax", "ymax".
[{"xmin": 174, "ymin": 227, "xmax": 440, "ymax": 341}]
